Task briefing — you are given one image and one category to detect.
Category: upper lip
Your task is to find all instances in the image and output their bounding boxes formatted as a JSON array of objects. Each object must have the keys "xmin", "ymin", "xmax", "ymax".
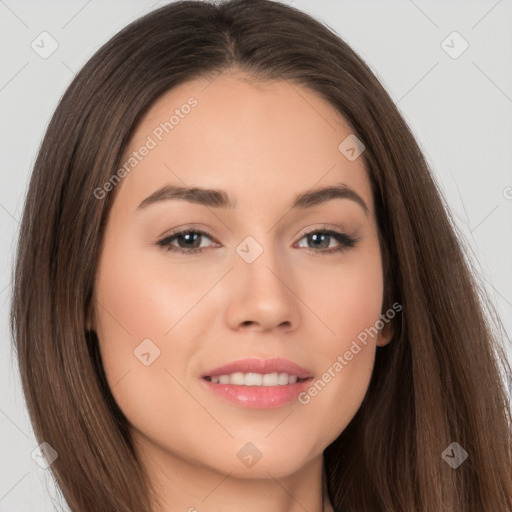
[{"xmin": 201, "ymin": 357, "xmax": 314, "ymax": 379}]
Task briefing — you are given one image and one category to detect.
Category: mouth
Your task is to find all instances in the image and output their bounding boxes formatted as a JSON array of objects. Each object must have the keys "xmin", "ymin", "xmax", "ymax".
[
  {"xmin": 200, "ymin": 357, "xmax": 314, "ymax": 409},
  {"xmin": 203, "ymin": 372, "xmax": 310, "ymax": 386},
  {"xmin": 201, "ymin": 356, "xmax": 314, "ymax": 381}
]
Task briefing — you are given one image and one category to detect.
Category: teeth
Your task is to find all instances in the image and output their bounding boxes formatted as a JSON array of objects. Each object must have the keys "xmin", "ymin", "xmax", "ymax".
[{"xmin": 209, "ymin": 372, "xmax": 300, "ymax": 386}]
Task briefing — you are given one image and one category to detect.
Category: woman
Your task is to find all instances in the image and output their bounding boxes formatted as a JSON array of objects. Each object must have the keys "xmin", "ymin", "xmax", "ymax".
[{"xmin": 11, "ymin": 0, "xmax": 512, "ymax": 511}]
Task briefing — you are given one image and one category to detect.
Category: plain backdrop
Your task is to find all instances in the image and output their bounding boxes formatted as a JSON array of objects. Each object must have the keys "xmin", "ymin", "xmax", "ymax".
[{"xmin": 1, "ymin": 1, "xmax": 511, "ymax": 510}]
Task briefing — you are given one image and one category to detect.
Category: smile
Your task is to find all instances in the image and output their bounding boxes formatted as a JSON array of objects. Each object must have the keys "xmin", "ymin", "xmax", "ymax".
[{"xmin": 204, "ymin": 372, "xmax": 307, "ymax": 386}]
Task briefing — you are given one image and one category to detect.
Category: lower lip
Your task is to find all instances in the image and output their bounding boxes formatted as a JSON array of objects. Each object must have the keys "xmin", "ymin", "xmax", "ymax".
[{"xmin": 201, "ymin": 378, "xmax": 313, "ymax": 409}]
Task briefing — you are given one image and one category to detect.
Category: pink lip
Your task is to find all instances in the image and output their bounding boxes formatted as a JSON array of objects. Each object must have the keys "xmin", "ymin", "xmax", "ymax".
[
  {"xmin": 201, "ymin": 379, "xmax": 312, "ymax": 409},
  {"xmin": 201, "ymin": 357, "xmax": 314, "ymax": 379},
  {"xmin": 199, "ymin": 357, "xmax": 314, "ymax": 409}
]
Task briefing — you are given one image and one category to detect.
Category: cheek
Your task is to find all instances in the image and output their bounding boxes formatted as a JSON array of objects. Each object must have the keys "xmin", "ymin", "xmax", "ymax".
[
  {"xmin": 301, "ymin": 237, "xmax": 384, "ymax": 351},
  {"xmin": 95, "ymin": 251, "xmax": 172, "ymax": 340},
  {"xmin": 93, "ymin": 258, "xmax": 193, "ymax": 442},
  {"xmin": 93, "ymin": 232, "xmax": 224, "ymax": 435},
  {"xmin": 292, "ymin": 242, "xmax": 384, "ymax": 436},
  {"xmin": 94, "ymin": 234, "xmax": 212, "ymax": 349}
]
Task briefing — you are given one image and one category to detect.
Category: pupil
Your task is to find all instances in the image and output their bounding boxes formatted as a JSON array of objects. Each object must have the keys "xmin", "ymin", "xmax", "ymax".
[
  {"xmin": 310, "ymin": 233, "xmax": 328, "ymax": 249},
  {"xmin": 180, "ymin": 233, "xmax": 200, "ymax": 248}
]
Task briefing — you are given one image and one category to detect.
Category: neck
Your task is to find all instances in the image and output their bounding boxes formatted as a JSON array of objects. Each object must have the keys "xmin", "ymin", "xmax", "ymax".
[{"xmin": 322, "ymin": 467, "xmax": 335, "ymax": 512}]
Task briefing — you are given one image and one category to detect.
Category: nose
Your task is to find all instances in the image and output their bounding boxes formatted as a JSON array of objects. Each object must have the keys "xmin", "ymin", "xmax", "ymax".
[{"xmin": 224, "ymin": 239, "xmax": 301, "ymax": 334}]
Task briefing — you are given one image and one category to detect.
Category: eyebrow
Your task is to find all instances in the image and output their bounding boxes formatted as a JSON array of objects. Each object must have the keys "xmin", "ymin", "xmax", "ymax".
[{"xmin": 137, "ymin": 182, "xmax": 369, "ymax": 215}]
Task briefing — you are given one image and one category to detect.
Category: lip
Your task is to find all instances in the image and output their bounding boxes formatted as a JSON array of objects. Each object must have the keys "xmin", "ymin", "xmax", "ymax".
[
  {"xmin": 199, "ymin": 357, "xmax": 314, "ymax": 409},
  {"xmin": 201, "ymin": 378, "xmax": 312, "ymax": 409},
  {"xmin": 201, "ymin": 357, "xmax": 314, "ymax": 380}
]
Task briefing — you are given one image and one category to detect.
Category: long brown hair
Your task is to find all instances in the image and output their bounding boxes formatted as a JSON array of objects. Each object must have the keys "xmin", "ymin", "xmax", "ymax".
[{"xmin": 11, "ymin": 1, "xmax": 512, "ymax": 510}]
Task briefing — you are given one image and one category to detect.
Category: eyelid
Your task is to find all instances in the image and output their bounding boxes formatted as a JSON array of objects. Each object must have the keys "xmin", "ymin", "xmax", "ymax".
[
  {"xmin": 157, "ymin": 222, "xmax": 353, "ymax": 244},
  {"xmin": 293, "ymin": 222, "xmax": 353, "ymax": 240},
  {"xmin": 157, "ymin": 223, "xmax": 219, "ymax": 242}
]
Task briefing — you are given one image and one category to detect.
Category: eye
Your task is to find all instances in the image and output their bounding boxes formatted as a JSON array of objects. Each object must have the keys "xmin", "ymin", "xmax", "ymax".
[
  {"xmin": 157, "ymin": 226, "xmax": 359, "ymax": 255},
  {"xmin": 295, "ymin": 228, "xmax": 358, "ymax": 255},
  {"xmin": 157, "ymin": 228, "xmax": 217, "ymax": 254}
]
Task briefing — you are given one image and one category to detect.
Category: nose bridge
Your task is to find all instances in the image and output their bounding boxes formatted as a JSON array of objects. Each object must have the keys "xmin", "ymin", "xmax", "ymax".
[
  {"xmin": 228, "ymin": 230, "xmax": 298, "ymax": 330},
  {"xmin": 237, "ymin": 229, "xmax": 286, "ymax": 286}
]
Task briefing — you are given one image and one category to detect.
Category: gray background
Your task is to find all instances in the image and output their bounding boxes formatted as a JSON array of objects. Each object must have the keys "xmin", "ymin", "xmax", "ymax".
[{"xmin": 1, "ymin": 0, "xmax": 511, "ymax": 510}]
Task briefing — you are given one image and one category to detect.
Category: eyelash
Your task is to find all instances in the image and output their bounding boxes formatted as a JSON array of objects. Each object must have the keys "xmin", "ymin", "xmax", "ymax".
[{"xmin": 156, "ymin": 226, "xmax": 359, "ymax": 256}]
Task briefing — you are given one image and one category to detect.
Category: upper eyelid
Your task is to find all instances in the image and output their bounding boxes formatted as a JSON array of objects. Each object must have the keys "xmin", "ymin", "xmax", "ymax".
[{"xmin": 158, "ymin": 227, "xmax": 215, "ymax": 243}]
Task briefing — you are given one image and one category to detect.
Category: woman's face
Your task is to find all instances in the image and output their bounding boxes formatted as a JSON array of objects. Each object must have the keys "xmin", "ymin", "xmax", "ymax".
[{"xmin": 93, "ymin": 72, "xmax": 392, "ymax": 482}]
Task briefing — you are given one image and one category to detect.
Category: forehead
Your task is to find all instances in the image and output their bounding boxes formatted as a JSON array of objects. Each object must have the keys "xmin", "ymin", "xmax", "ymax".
[{"xmin": 114, "ymin": 72, "xmax": 373, "ymax": 215}]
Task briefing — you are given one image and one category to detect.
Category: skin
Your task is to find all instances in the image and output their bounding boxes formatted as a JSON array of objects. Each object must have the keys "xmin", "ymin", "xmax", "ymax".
[{"xmin": 92, "ymin": 71, "xmax": 393, "ymax": 512}]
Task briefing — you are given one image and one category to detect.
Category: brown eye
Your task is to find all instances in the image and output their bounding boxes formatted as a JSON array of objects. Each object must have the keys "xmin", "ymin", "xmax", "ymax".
[
  {"xmin": 296, "ymin": 230, "xmax": 358, "ymax": 255},
  {"xmin": 157, "ymin": 229, "xmax": 216, "ymax": 254}
]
